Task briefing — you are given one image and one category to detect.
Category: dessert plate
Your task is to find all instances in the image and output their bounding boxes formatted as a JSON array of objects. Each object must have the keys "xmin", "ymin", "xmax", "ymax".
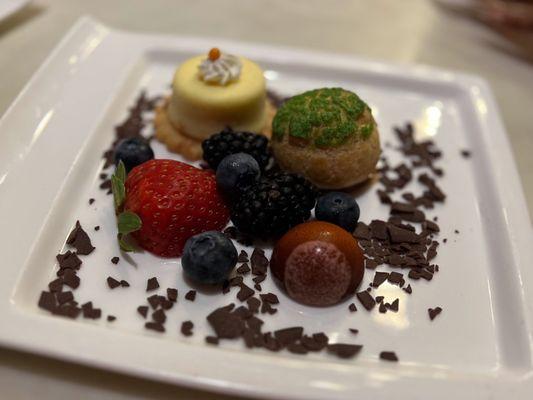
[{"xmin": 0, "ymin": 16, "xmax": 532, "ymax": 400}]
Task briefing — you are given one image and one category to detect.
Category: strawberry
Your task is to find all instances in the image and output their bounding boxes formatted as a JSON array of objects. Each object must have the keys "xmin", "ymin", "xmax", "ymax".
[{"xmin": 124, "ymin": 159, "xmax": 229, "ymax": 257}]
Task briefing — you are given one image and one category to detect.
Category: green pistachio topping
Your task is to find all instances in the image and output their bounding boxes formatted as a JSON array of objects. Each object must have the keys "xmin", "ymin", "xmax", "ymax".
[{"xmin": 272, "ymin": 88, "xmax": 373, "ymax": 147}]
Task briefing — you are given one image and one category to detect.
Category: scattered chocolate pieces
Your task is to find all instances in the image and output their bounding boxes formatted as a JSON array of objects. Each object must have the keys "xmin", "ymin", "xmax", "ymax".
[
  {"xmin": 120, "ymin": 280, "xmax": 130, "ymax": 287},
  {"xmin": 238, "ymin": 250, "xmax": 249, "ymax": 263},
  {"xmin": 62, "ymin": 269, "xmax": 80, "ymax": 289},
  {"xmin": 56, "ymin": 291, "xmax": 74, "ymax": 305},
  {"xmin": 207, "ymin": 304, "xmax": 244, "ymax": 339},
  {"xmin": 147, "ymin": 294, "xmax": 160, "ymax": 309},
  {"xmin": 349, "ymin": 329, "xmax": 359, "ymax": 335},
  {"xmin": 246, "ymin": 297, "xmax": 261, "ymax": 313},
  {"xmin": 185, "ymin": 290, "xmax": 196, "ymax": 301},
  {"xmin": 236, "ymin": 263, "xmax": 250, "ymax": 274},
  {"xmin": 146, "ymin": 277, "xmax": 159, "ymax": 292},
  {"xmin": 356, "ymin": 290, "xmax": 376, "ymax": 311},
  {"xmin": 274, "ymin": 327, "xmax": 303, "ymax": 346},
  {"xmin": 237, "ymin": 284, "xmax": 255, "ymax": 302},
  {"xmin": 94, "ymin": 226, "xmax": 100, "ymax": 231},
  {"xmin": 107, "ymin": 277, "xmax": 121, "ymax": 289},
  {"xmin": 145, "ymin": 322, "xmax": 165, "ymax": 333},
  {"xmin": 48, "ymin": 278, "xmax": 63, "ymax": 293},
  {"xmin": 205, "ymin": 336, "xmax": 219, "ymax": 345},
  {"xmin": 38, "ymin": 291, "xmax": 57, "ymax": 312},
  {"xmin": 137, "ymin": 306, "xmax": 148, "ymax": 318},
  {"xmin": 372, "ymin": 272, "xmax": 389, "ymax": 288},
  {"xmin": 260, "ymin": 293, "xmax": 279, "ymax": 304},
  {"xmin": 152, "ymin": 309, "xmax": 166, "ymax": 324},
  {"xmin": 380, "ymin": 351, "xmax": 399, "ymax": 362},
  {"xmin": 181, "ymin": 320, "xmax": 194, "ymax": 336},
  {"xmin": 460, "ymin": 149, "xmax": 471, "ymax": 158},
  {"xmin": 107, "ymin": 315, "xmax": 116, "ymax": 322},
  {"xmin": 428, "ymin": 307, "xmax": 442, "ymax": 321},
  {"xmin": 89, "ymin": 198, "xmax": 95, "ymax": 205},
  {"xmin": 66, "ymin": 221, "xmax": 95, "ymax": 255},
  {"xmin": 81, "ymin": 302, "xmax": 101, "ymax": 319},
  {"xmin": 167, "ymin": 288, "xmax": 178, "ymax": 302},
  {"xmin": 327, "ymin": 343, "xmax": 363, "ymax": 359},
  {"xmin": 111, "ymin": 256, "xmax": 120, "ymax": 264},
  {"xmin": 251, "ymin": 248, "xmax": 268, "ymax": 275},
  {"xmin": 349, "ymin": 303, "xmax": 358, "ymax": 312}
]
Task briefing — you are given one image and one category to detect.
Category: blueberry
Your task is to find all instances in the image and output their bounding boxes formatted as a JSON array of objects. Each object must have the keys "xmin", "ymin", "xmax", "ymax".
[
  {"xmin": 114, "ymin": 137, "xmax": 154, "ymax": 172},
  {"xmin": 315, "ymin": 192, "xmax": 360, "ymax": 232},
  {"xmin": 182, "ymin": 231, "xmax": 238, "ymax": 285},
  {"xmin": 216, "ymin": 153, "xmax": 260, "ymax": 198}
]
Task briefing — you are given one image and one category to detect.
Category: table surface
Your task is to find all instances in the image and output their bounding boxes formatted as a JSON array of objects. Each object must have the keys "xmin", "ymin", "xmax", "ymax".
[{"xmin": 0, "ymin": 0, "xmax": 532, "ymax": 399}]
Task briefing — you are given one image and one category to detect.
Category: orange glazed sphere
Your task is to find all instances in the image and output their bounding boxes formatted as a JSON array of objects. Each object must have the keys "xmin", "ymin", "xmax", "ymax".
[{"xmin": 270, "ymin": 221, "xmax": 364, "ymax": 306}]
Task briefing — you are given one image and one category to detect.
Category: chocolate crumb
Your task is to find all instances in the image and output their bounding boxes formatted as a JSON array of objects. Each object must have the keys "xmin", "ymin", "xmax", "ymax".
[
  {"xmin": 372, "ymin": 272, "xmax": 389, "ymax": 288},
  {"xmin": 152, "ymin": 309, "xmax": 166, "ymax": 324},
  {"xmin": 181, "ymin": 320, "xmax": 194, "ymax": 336},
  {"xmin": 380, "ymin": 351, "xmax": 399, "ymax": 362},
  {"xmin": 120, "ymin": 280, "xmax": 129, "ymax": 287},
  {"xmin": 88, "ymin": 198, "xmax": 95, "ymax": 205},
  {"xmin": 237, "ymin": 284, "xmax": 255, "ymax": 302},
  {"xmin": 145, "ymin": 322, "xmax": 165, "ymax": 332},
  {"xmin": 38, "ymin": 291, "xmax": 57, "ymax": 312},
  {"xmin": 207, "ymin": 304, "xmax": 244, "ymax": 339},
  {"xmin": 205, "ymin": 336, "xmax": 219, "ymax": 345},
  {"xmin": 62, "ymin": 269, "xmax": 80, "ymax": 289},
  {"xmin": 107, "ymin": 315, "xmax": 116, "ymax": 322},
  {"xmin": 66, "ymin": 221, "xmax": 95, "ymax": 255},
  {"xmin": 274, "ymin": 327, "xmax": 303, "ymax": 346},
  {"xmin": 236, "ymin": 263, "xmax": 251, "ymax": 274},
  {"xmin": 260, "ymin": 293, "xmax": 279, "ymax": 304},
  {"xmin": 185, "ymin": 290, "xmax": 196, "ymax": 302},
  {"xmin": 357, "ymin": 291, "xmax": 376, "ymax": 311},
  {"xmin": 287, "ymin": 343, "xmax": 308, "ymax": 354},
  {"xmin": 94, "ymin": 226, "xmax": 100, "ymax": 231},
  {"xmin": 349, "ymin": 328, "xmax": 359, "ymax": 335},
  {"xmin": 349, "ymin": 303, "xmax": 358, "ymax": 312},
  {"xmin": 56, "ymin": 291, "xmax": 74, "ymax": 305},
  {"xmin": 48, "ymin": 278, "xmax": 63, "ymax": 293},
  {"xmin": 428, "ymin": 307, "xmax": 442, "ymax": 320},
  {"xmin": 137, "ymin": 306, "xmax": 148, "ymax": 318},
  {"xmin": 251, "ymin": 248, "xmax": 268, "ymax": 275},
  {"xmin": 327, "ymin": 343, "xmax": 363, "ymax": 359},
  {"xmin": 246, "ymin": 297, "xmax": 261, "ymax": 313},
  {"xmin": 167, "ymin": 288, "xmax": 178, "ymax": 302},
  {"xmin": 107, "ymin": 277, "xmax": 121, "ymax": 289},
  {"xmin": 146, "ymin": 277, "xmax": 159, "ymax": 292},
  {"xmin": 389, "ymin": 298, "xmax": 399, "ymax": 312},
  {"xmin": 238, "ymin": 250, "xmax": 249, "ymax": 263},
  {"xmin": 111, "ymin": 256, "xmax": 120, "ymax": 264},
  {"xmin": 375, "ymin": 296, "xmax": 384, "ymax": 303},
  {"xmin": 461, "ymin": 150, "xmax": 471, "ymax": 158},
  {"xmin": 254, "ymin": 283, "xmax": 262, "ymax": 291}
]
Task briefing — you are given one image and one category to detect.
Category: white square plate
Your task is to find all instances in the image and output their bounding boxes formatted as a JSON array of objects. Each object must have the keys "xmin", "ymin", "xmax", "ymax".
[{"xmin": 0, "ymin": 16, "xmax": 532, "ymax": 400}]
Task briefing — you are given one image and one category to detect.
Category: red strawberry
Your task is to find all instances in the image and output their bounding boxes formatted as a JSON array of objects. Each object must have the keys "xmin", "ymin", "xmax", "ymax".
[{"xmin": 124, "ymin": 159, "xmax": 229, "ymax": 257}]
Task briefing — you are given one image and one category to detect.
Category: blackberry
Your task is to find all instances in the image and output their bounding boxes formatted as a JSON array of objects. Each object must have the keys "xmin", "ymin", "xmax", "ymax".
[
  {"xmin": 230, "ymin": 171, "xmax": 318, "ymax": 237},
  {"xmin": 202, "ymin": 128, "xmax": 271, "ymax": 170}
]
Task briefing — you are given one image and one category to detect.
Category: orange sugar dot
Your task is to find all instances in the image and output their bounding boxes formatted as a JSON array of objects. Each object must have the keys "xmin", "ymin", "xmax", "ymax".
[{"xmin": 208, "ymin": 47, "xmax": 221, "ymax": 61}]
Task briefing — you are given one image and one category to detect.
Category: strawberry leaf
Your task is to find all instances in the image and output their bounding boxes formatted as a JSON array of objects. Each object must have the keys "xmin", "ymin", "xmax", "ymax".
[
  {"xmin": 117, "ymin": 211, "xmax": 142, "ymax": 235},
  {"xmin": 111, "ymin": 175, "xmax": 125, "ymax": 211},
  {"xmin": 116, "ymin": 160, "xmax": 126, "ymax": 184}
]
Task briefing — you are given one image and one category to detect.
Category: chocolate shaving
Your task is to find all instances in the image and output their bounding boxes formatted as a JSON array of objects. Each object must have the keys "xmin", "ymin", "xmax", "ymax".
[
  {"xmin": 428, "ymin": 307, "xmax": 442, "ymax": 320},
  {"xmin": 327, "ymin": 344, "xmax": 363, "ymax": 359},
  {"xmin": 66, "ymin": 221, "xmax": 95, "ymax": 255}
]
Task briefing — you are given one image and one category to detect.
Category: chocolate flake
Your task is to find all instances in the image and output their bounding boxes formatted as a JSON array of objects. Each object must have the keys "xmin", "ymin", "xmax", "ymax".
[
  {"xmin": 145, "ymin": 322, "xmax": 165, "ymax": 332},
  {"xmin": 238, "ymin": 250, "xmax": 249, "ymax": 263},
  {"xmin": 107, "ymin": 315, "xmax": 116, "ymax": 322},
  {"xmin": 111, "ymin": 256, "xmax": 120, "ymax": 264},
  {"xmin": 356, "ymin": 291, "xmax": 376, "ymax": 311},
  {"xmin": 137, "ymin": 306, "xmax": 148, "ymax": 318},
  {"xmin": 62, "ymin": 269, "xmax": 80, "ymax": 289},
  {"xmin": 48, "ymin": 278, "xmax": 63, "ymax": 293},
  {"xmin": 152, "ymin": 309, "xmax": 166, "ymax": 324},
  {"xmin": 246, "ymin": 297, "xmax": 261, "ymax": 313},
  {"xmin": 167, "ymin": 288, "xmax": 178, "ymax": 302},
  {"xmin": 236, "ymin": 263, "xmax": 251, "ymax": 274},
  {"xmin": 185, "ymin": 290, "xmax": 197, "ymax": 301},
  {"xmin": 107, "ymin": 277, "xmax": 121, "ymax": 289},
  {"xmin": 251, "ymin": 248, "xmax": 268, "ymax": 275},
  {"xmin": 56, "ymin": 291, "xmax": 74, "ymax": 305},
  {"xmin": 205, "ymin": 336, "xmax": 219, "ymax": 345},
  {"xmin": 274, "ymin": 327, "xmax": 303, "ymax": 346},
  {"xmin": 207, "ymin": 304, "xmax": 244, "ymax": 339},
  {"xmin": 66, "ymin": 221, "xmax": 95, "ymax": 255},
  {"xmin": 120, "ymin": 280, "xmax": 130, "ymax": 287},
  {"xmin": 181, "ymin": 320, "xmax": 194, "ymax": 336},
  {"xmin": 147, "ymin": 294, "xmax": 160, "ymax": 309},
  {"xmin": 260, "ymin": 293, "xmax": 279, "ymax": 304},
  {"xmin": 428, "ymin": 307, "xmax": 442, "ymax": 320},
  {"xmin": 372, "ymin": 272, "xmax": 389, "ymax": 288},
  {"xmin": 146, "ymin": 277, "xmax": 159, "ymax": 292},
  {"xmin": 349, "ymin": 328, "xmax": 359, "ymax": 335},
  {"xmin": 237, "ymin": 284, "xmax": 255, "ymax": 302},
  {"xmin": 327, "ymin": 343, "xmax": 363, "ymax": 359},
  {"xmin": 38, "ymin": 291, "xmax": 57, "ymax": 312},
  {"xmin": 349, "ymin": 303, "xmax": 358, "ymax": 312},
  {"xmin": 380, "ymin": 351, "xmax": 399, "ymax": 362}
]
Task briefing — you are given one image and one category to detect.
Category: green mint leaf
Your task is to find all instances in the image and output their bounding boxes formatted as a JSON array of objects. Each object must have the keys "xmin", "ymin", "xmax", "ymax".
[
  {"xmin": 117, "ymin": 211, "xmax": 142, "ymax": 235},
  {"xmin": 111, "ymin": 175, "xmax": 125, "ymax": 211},
  {"xmin": 116, "ymin": 160, "xmax": 126, "ymax": 184},
  {"xmin": 118, "ymin": 234, "xmax": 135, "ymax": 252}
]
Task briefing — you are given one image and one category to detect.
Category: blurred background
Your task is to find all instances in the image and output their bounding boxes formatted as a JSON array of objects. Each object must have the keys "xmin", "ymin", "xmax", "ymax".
[{"xmin": 0, "ymin": 0, "xmax": 532, "ymax": 399}]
